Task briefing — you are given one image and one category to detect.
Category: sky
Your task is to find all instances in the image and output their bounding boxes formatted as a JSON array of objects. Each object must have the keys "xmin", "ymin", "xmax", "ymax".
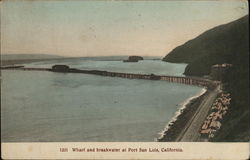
[{"xmin": 1, "ymin": 0, "xmax": 248, "ymax": 57}]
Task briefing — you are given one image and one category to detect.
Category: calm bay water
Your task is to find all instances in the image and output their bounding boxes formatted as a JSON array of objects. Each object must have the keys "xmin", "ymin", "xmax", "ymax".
[
  {"xmin": 25, "ymin": 59, "xmax": 187, "ymax": 76},
  {"xmin": 1, "ymin": 60, "xmax": 202, "ymax": 142}
]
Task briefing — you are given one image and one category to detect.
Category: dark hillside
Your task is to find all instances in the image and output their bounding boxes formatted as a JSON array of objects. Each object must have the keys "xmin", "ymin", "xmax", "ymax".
[
  {"xmin": 163, "ymin": 15, "xmax": 249, "ymax": 76},
  {"xmin": 163, "ymin": 15, "xmax": 249, "ymax": 141}
]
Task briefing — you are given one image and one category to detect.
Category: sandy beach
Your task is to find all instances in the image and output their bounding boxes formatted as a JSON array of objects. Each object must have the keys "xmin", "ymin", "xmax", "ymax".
[{"xmin": 158, "ymin": 85, "xmax": 220, "ymax": 142}]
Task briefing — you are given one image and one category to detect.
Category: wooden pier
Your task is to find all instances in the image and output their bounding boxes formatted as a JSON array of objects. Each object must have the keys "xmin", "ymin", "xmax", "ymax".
[{"xmin": 1, "ymin": 66, "xmax": 218, "ymax": 89}]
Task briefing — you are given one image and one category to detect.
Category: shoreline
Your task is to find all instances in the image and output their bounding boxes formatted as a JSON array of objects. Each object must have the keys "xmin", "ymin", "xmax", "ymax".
[
  {"xmin": 1, "ymin": 61, "xmax": 217, "ymax": 142},
  {"xmin": 158, "ymin": 88, "xmax": 211, "ymax": 142}
]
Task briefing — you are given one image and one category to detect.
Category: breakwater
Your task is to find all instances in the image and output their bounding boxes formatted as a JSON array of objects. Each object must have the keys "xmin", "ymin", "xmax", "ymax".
[
  {"xmin": 1, "ymin": 65, "xmax": 220, "ymax": 142},
  {"xmin": 1, "ymin": 66, "xmax": 218, "ymax": 89}
]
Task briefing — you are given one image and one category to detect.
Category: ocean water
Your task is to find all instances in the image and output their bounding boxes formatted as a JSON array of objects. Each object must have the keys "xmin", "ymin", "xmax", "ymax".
[
  {"xmin": 25, "ymin": 59, "xmax": 187, "ymax": 76},
  {"xmin": 1, "ymin": 60, "xmax": 202, "ymax": 142}
]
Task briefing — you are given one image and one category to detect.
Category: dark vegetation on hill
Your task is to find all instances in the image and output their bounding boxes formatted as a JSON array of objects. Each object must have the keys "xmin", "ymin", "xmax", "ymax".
[
  {"xmin": 163, "ymin": 15, "xmax": 249, "ymax": 142},
  {"xmin": 163, "ymin": 15, "xmax": 249, "ymax": 76}
]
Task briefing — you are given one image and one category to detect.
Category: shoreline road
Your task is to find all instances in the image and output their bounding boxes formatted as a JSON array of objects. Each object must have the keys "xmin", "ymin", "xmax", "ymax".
[{"xmin": 176, "ymin": 85, "xmax": 221, "ymax": 142}]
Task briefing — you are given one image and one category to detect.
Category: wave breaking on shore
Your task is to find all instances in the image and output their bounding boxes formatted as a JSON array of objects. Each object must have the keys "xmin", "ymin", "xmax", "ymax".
[{"xmin": 157, "ymin": 87, "xmax": 207, "ymax": 141}]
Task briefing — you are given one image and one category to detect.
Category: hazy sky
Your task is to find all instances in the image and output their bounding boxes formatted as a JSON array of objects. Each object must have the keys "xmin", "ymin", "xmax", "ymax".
[{"xmin": 1, "ymin": 0, "xmax": 248, "ymax": 57}]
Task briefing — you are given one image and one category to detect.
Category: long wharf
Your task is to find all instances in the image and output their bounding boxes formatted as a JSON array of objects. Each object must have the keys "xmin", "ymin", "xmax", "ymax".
[{"xmin": 1, "ymin": 66, "xmax": 219, "ymax": 89}]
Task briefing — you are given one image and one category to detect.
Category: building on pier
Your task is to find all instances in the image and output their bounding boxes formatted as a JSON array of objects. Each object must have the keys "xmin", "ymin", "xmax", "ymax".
[
  {"xmin": 52, "ymin": 65, "xmax": 70, "ymax": 72},
  {"xmin": 150, "ymin": 74, "xmax": 161, "ymax": 80},
  {"xmin": 210, "ymin": 64, "xmax": 232, "ymax": 81}
]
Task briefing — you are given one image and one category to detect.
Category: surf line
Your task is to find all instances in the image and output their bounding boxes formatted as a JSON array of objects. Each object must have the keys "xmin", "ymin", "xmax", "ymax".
[{"xmin": 156, "ymin": 88, "xmax": 207, "ymax": 141}]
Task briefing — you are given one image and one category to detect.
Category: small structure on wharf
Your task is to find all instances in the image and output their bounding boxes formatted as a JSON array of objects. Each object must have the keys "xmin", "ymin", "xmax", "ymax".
[
  {"xmin": 51, "ymin": 65, "xmax": 70, "ymax": 72},
  {"xmin": 123, "ymin": 56, "xmax": 143, "ymax": 62},
  {"xmin": 210, "ymin": 63, "xmax": 232, "ymax": 81},
  {"xmin": 150, "ymin": 74, "xmax": 161, "ymax": 80}
]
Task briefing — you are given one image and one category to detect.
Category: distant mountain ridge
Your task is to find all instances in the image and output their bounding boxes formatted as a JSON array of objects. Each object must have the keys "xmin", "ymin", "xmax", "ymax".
[
  {"xmin": 163, "ymin": 15, "xmax": 249, "ymax": 76},
  {"xmin": 1, "ymin": 54, "xmax": 161, "ymax": 61},
  {"xmin": 1, "ymin": 54, "xmax": 64, "ymax": 60}
]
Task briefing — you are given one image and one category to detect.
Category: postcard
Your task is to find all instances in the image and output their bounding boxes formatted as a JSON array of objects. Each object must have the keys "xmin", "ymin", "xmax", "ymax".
[{"xmin": 1, "ymin": 0, "xmax": 249, "ymax": 159}]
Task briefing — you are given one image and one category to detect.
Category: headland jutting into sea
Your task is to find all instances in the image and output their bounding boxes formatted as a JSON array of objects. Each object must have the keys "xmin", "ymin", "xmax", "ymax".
[{"xmin": 1, "ymin": 64, "xmax": 221, "ymax": 141}]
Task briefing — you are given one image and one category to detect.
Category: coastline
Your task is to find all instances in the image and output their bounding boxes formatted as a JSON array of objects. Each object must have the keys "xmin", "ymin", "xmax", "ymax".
[
  {"xmin": 2, "ymin": 60, "xmax": 217, "ymax": 142},
  {"xmin": 158, "ymin": 87, "xmax": 209, "ymax": 142}
]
